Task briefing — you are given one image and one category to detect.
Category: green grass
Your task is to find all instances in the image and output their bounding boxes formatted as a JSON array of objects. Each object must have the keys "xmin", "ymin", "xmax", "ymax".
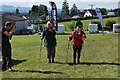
[{"xmin": 1, "ymin": 32, "xmax": 119, "ymax": 78}]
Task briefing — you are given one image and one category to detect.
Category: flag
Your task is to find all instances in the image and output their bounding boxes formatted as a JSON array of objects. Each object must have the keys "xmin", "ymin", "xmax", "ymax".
[
  {"xmin": 49, "ymin": 1, "xmax": 58, "ymax": 31},
  {"xmin": 95, "ymin": 8, "xmax": 104, "ymax": 28}
]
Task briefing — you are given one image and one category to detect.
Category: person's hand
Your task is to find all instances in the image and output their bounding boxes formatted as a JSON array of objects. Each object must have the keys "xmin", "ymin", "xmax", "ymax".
[
  {"xmin": 11, "ymin": 27, "xmax": 16, "ymax": 33},
  {"xmin": 49, "ymin": 29, "xmax": 53, "ymax": 32},
  {"xmin": 68, "ymin": 38, "xmax": 71, "ymax": 41},
  {"xmin": 41, "ymin": 37, "xmax": 43, "ymax": 40},
  {"xmin": 84, "ymin": 38, "xmax": 86, "ymax": 40}
]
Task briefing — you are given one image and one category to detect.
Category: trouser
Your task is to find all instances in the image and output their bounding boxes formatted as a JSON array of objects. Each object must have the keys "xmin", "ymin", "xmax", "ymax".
[
  {"xmin": 2, "ymin": 44, "xmax": 12, "ymax": 69},
  {"xmin": 73, "ymin": 45, "xmax": 82, "ymax": 62},
  {"xmin": 46, "ymin": 46, "xmax": 56, "ymax": 59}
]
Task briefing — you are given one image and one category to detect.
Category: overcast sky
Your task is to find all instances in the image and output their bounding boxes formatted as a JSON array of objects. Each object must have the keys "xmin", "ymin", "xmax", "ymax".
[{"xmin": 1, "ymin": 0, "xmax": 120, "ymax": 9}]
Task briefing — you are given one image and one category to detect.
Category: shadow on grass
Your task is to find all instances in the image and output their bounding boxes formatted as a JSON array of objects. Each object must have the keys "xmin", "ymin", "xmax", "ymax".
[
  {"xmin": 54, "ymin": 62, "xmax": 120, "ymax": 66},
  {"xmin": 79, "ymin": 62, "xmax": 120, "ymax": 66},
  {"xmin": 12, "ymin": 59, "xmax": 27, "ymax": 66},
  {"xmin": 12, "ymin": 70, "xmax": 63, "ymax": 74},
  {"xmin": 57, "ymin": 33, "xmax": 71, "ymax": 35}
]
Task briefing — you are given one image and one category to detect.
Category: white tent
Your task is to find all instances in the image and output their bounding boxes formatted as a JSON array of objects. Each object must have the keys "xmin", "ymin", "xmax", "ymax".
[
  {"xmin": 89, "ymin": 24, "xmax": 98, "ymax": 33},
  {"xmin": 57, "ymin": 24, "xmax": 64, "ymax": 34},
  {"xmin": 113, "ymin": 24, "xmax": 120, "ymax": 33},
  {"xmin": 107, "ymin": 12, "xmax": 116, "ymax": 16}
]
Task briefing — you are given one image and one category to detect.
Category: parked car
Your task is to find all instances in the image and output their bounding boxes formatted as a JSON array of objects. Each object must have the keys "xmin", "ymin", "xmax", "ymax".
[{"xmin": 18, "ymin": 29, "xmax": 35, "ymax": 35}]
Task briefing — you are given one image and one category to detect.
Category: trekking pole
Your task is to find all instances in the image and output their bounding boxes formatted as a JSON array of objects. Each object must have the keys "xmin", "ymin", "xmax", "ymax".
[
  {"xmin": 66, "ymin": 41, "xmax": 70, "ymax": 63},
  {"xmin": 39, "ymin": 37, "xmax": 43, "ymax": 61},
  {"xmin": 82, "ymin": 38, "xmax": 86, "ymax": 61}
]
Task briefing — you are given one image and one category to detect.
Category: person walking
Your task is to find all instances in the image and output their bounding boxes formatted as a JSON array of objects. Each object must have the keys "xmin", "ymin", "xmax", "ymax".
[
  {"xmin": 68, "ymin": 25, "xmax": 86, "ymax": 64},
  {"xmin": 41, "ymin": 21, "xmax": 57, "ymax": 63},
  {"xmin": 2, "ymin": 21, "xmax": 16, "ymax": 71}
]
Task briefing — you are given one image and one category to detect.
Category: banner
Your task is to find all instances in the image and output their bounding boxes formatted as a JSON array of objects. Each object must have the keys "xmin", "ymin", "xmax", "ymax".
[
  {"xmin": 49, "ymin": 1, "xmax": 58, "ymax": 31},
  {"xmin": 95, "ymin": 8, "xmax": 104, "ymax": 28}
]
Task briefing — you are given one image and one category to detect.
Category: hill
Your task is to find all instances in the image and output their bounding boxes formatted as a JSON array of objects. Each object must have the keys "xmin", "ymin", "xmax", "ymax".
[
  {"xmin": 0, "ymin": 5, "xmax": 31, "ymax": 13},
  {"xmin": 0, "ymin": 5, "xmax": 62, "ymax": 14}
]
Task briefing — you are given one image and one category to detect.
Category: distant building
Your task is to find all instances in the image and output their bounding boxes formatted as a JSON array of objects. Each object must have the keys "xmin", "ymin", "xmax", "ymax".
[
  {"xmin": 72, "ymin": 15, "xmax": 81, "ymax": 19},
  {"xmin": 21, "ymin": 14, "xmax": 46, "ymax": 24},
  {"xmin": 84, "ymin": 10, "xmax": 97, "ymax": 17},
  {"xmin": 2, "ymin": 13, "xmax": 28, "ymax": 34},
  {"xmin": 107, "ymin": 12, "xmax": 116, "ymax": 16},
  {"xmin": 77, "ymin": 10, "xmax": 86, "ymax": 17},
  {"xmin": 46, "ymin": 15, "xmax": 51, "ymax": 20},
  {"xmin": 58, "ymin": 15, "xmax": 71, "ymax": 20}
]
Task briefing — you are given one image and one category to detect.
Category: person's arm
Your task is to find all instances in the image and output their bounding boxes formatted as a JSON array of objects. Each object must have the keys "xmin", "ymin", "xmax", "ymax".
[
  {"xmin": 3, "ymin": 27, "xmax": 16, "ymax": 37},
  {"xmin": 49, "ymin": 28, "xmax": 56, "ymax": 35},
  {"xmin": 82, "ymin": 32, "xmax": 87, "ymax": 40},
  {"xmin": 52, "ymin": 29, "xmax": 56, "ymax": 35},
  {"xmin": 68, "ymin": 32, "xmax": 75, "ymax": 41}
]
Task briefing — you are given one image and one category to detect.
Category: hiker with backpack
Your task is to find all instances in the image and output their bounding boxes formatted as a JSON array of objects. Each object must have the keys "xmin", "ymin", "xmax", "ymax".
[{"xmin": 68, "ymin": 25, "xmax": 86, "ymax": 64}]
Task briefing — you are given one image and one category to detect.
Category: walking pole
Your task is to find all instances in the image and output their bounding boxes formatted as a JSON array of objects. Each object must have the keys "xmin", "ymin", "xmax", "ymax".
[
  {"xmin": 66, "ymin": 41, "xmax": 70, "ymax": 63},
  {"xmin": 39, "ymin": 37, "xmax": 43, "ymax": 61}
]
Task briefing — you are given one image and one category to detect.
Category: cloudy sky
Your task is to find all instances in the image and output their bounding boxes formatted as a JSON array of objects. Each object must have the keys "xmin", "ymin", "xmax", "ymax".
[{"xmin": 1, "ymin": 0, "xmax": 120, "ymax": 9}]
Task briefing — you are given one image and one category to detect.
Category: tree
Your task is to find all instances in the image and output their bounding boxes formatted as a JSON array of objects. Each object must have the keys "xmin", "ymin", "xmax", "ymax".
[
  {"xmin": 31, "ymin": 4, "xmax": 48, "ymax": 16},
  {"xmin": 70, "ymin": 4, "xmax": 78, "ymax": 17},
  {"xmin": 105, "ymin": 20, "xmax": 116, "ymax": 30},
  {"xmin": 113, "ymin": 8, "xmax": 120, "ymax": 16},
  {"xmin": 61, "ymin": 0, "xmax": 69, "ymax": 16},
  {"xmin": 69, "ymin": 21, "xmax": 76, "ymax": 30},
  {"xmin": 100, "ymin": 8, "xmax": 107, "ymax": 15},
  {"xmin": 31, "ymin": 5, "xmax": 39, "ymax": 14},
  {"xmin": 16, "ymin": 8, "xmax": 20, "ymax": 15},
  {"xmin": 38, "ymin": 4, "xmax": 48, "ymax": 16},
  {"xmin": 75, "ymin": 20, "xmax": 83, "ymax": 28},
  {"xmin": 28, "ymin": 10, "xmax": 32, "ymax": 15}
]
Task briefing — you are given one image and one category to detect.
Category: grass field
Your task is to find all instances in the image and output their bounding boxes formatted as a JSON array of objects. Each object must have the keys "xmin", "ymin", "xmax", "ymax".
[{"xmin": 1, "ymin": 32, "xmax": 119, "ymax": 78}]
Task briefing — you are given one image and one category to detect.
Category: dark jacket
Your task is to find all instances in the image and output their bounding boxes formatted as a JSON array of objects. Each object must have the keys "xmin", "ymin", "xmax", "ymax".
[
  {"xmin": 41, "ymin": 27, "xmax": 56, "ymax": 47},
  {"xmin": 2, "ymin": 27, "xmax": 11, "ymax": 45}
]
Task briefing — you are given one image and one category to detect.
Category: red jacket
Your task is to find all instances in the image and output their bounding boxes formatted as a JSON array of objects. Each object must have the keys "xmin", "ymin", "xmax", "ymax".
[{"xmin": 69, "ymin": 31, "xmax": 86, "ymax": 46}]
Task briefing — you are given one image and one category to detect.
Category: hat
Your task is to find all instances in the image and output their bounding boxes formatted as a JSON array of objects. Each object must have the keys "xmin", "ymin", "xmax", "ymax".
[
  {"xmin": 47, "ymin": 21, "xmax": 52, "ymax": 25},
  {"xmin": 5, "ymin": 21, "xmax": 12, "ymax": 26}
]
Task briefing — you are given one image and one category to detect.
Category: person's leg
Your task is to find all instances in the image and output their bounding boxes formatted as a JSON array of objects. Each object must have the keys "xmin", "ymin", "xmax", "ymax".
[
  {"xmin": 78, "ymin": 46, "xmax": 82, "ymax": 64},
  {"xmin": 51, "ymin": 46, "xmax": 55, "ymax": 63},
  {"xmin": 7, "ymin": 44, "xmax": 12, "ymax": 70},
  {"xmin": 2, "ymin": 45, "xmax": 7, "ymax": 71},
  {"xmin": 73, "ymin": 45, "xmax": 77, "ymax": 64},
  {"xmin": 46, "ymin": 47, "xmax": 52, "ymax": 63},
  {"xmin": 2, "ymin": 56, "xmax": 7, "ymax": 71}
]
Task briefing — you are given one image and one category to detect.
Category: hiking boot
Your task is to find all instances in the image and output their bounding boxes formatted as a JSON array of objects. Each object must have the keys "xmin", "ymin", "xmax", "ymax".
[
  {"xmin": 78, "ymin": 59, "xmax": 80, "ymax": 64},
  {"xmin": 2, "ymin": 68, "xmax": 7, "ymax": 71},
  {"xmin": 48, "ymin": 59, "xmax": 51, "ymax": 63},
  {"xmin": 78, "ymin": 60, "xmax": 80, "ymax": 64},
  {"xmin": 8, "ymin": 68, "xmax": 13, "ymax": 71},
  {"xmin": 73, "ymin": 59, "xmax": 76, "ymax": 64},
  {"xmin": 52, "ymin": 58, "xmax": 54, "ymax": 63}
]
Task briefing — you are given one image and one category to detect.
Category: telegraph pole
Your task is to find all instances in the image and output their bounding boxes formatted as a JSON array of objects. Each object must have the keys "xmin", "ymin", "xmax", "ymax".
[{"xmin": 89, "ymin": 4, "xmax": 94, "ymax": 23}]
